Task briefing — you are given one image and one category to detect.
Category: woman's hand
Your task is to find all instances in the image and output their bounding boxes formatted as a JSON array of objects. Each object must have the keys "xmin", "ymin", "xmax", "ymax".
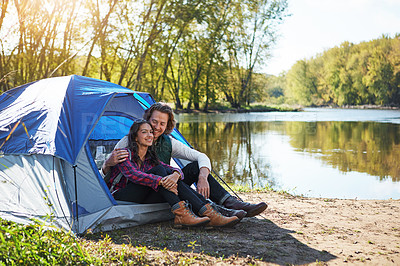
[{"xmin": 160, "ymin": 172, "xmax": 180, "ymax": 195}]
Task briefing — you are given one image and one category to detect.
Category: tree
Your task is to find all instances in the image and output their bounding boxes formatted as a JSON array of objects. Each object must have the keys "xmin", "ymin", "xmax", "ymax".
[
  {"xmin": 225, "ymin": 0, "xmax": 288, "ymax": 108},
  {"xmin": 285, "ymin": 59, "xmax": 316, "ymax": 106},
  {"xmin": 363, "ymin": 46, "xmax": 394, "ymax": 105},
  {"xmin": 81, "ymin": 0, "xmax": 118, "ymax": 78}
]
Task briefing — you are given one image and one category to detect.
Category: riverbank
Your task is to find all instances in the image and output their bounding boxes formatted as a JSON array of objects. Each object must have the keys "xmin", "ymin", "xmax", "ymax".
[
  {"xmin": 341, "ymin": 104, "xmax": 400, "ymax": 110},
  {"xmin": 173, "ymin": 103, "xmax": 400, "ymax": 114},
  {"xmin": 83, "ymin": 191, "xmax": 400, "ymax": 265},
  {"xmin": 311, "ymin": 104, "xmax": 400, "ymax": 110},
  {"xmin": 173, "ymin": 105, "xmax": 302, "ymax": 114}
]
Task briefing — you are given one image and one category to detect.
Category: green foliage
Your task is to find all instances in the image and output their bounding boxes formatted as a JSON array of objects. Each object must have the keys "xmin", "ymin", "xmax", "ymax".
[
  {"xmin": 286, "ymin": 60, "xmax": 314, "ymax": 105},
  {"xmin": 0, "ymin": 0, "xmax": 288, "ymax": 109},
  {"xmin": 0, "ymin": 218, "xmax": 158, "ymax": 265},
  {"xmin": 0, "ymin": 218, "xmax": 94, "ymax": 265},
  {"xmin": 284, "ymin": 35, "xmax": 400, "ymax": 106}
]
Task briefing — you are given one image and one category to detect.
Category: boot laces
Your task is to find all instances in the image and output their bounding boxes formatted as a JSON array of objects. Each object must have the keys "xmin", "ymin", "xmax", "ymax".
[
  {"xmin": 208, "ymin": 204, "xmax": 224, "ymax": 218},
  {"xmin": 184, "ymin": 202, "xmax": 197, "ymax": 218},
  {"xmin": 207, "ymin": 199, "xmax": 231, "ymax": 214}
]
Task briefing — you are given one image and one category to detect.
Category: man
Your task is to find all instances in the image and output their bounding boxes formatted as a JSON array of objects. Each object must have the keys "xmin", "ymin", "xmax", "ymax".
[{"xmin": 101, "ymin": 103, "xmax": 267, "ymax": 218}]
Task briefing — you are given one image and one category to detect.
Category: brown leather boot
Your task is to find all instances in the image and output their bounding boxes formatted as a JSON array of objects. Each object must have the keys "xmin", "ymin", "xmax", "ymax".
[
  {"xmin": 223, "ymin": 196, "xmax": 267, "ymax": 217},
  {"xmin": 172, "ymin": 201, "xmax": 210, "ymax": 228},
  {"xmin": 201, "ymin": 203, "xmax": 239, "ymax": 228}
]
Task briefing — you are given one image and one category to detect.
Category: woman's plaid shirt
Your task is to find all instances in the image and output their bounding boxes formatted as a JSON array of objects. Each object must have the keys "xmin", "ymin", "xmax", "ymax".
[{"xmin": 107, "ymin": 148, "xmax": 184, "ymax": 193}]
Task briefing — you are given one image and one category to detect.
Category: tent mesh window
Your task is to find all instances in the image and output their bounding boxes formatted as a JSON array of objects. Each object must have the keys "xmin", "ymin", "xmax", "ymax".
[{"xmin": 88, "ymin": 140, "xmax": 120, "ymax": 169}]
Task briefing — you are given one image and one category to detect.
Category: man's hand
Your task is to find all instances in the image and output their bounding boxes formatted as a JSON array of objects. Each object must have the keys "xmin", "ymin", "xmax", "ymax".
[
  {"xmin": 102, "ymin": 149, "xmax": 129, "ymax": 174},
  {"xmin": 197, "ymin": 167, "xmax": 210, "ymax": 198}
]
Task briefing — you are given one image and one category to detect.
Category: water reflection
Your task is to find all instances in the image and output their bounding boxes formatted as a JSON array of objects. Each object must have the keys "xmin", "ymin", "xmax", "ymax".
[
  {"xmin": 285, "ymin": 122, "xmax": 400, "ymax": 182},
  {"xmin": 177, "ymin": 122, "xmax": 274, "ymax": 188},
  {"xmin": 176, "ymin": 118, "xmax": 400, "ymax": 199}
]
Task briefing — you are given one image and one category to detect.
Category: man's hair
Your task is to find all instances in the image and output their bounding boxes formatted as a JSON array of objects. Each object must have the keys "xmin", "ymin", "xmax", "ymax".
[{"xmin": 143, "ymin": 102, "xmax": 176, "ymax": 134}]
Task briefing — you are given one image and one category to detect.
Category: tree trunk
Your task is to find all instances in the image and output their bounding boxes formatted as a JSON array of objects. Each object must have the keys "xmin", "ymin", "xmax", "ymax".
[{"xmin": 82, "ymin": 0, "xmax": 118, "ymax": 77}]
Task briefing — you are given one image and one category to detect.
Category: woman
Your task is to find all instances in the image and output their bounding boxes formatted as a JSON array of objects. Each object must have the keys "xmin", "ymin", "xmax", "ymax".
[{"xmin": 107, "ymin": 119, "xmax": 239, "ymax": 228}]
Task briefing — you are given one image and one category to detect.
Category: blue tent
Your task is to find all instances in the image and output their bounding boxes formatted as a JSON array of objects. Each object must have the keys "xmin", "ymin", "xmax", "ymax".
[{"xmin": 0, "ymin": 75, "xmax": 183, "ymax": 234}]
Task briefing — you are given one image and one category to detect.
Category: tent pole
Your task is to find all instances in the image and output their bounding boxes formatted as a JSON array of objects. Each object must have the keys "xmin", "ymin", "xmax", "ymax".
[
  {"xmin": 73, "ymin": 165, "xmax": 79, "ymax": 234},
  {"xmin": 210, "ymin": 170, "xmax": 243, "ymax": 201}
]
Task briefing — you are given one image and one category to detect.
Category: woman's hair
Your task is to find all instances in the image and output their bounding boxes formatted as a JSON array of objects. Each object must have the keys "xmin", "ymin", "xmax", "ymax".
[
  {"xmin": 127, "ymin": 119, "xmax": 159, "ymax": 166},
  {"xmin": 143, "ymin": 102, "xmax": 176, "ymax": 134}
]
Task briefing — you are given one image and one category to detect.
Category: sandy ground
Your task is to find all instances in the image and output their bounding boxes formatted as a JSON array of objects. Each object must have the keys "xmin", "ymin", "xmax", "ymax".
[
  {"xmin": 241, "ymin": 192, "xmax": 400, "ymax": 265},
  {"xmin": 88, "ymin": 191, "xmax": 400, "ymax": 265}
]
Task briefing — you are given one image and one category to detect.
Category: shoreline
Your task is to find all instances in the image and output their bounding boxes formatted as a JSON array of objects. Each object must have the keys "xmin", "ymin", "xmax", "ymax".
[
  {"xmin": 310, "ymin": 104, "xmax": 400, "ymax": 110},
  {"xmin": 174, "ymin": 106, "xmax": 302, "ymax": 114},
  {"xmin": 173, "ymin": 104, "xmax": 400, "ymax": 114}
]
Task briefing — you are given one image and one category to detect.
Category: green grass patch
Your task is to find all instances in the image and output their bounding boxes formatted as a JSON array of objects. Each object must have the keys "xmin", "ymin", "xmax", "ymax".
[
  {"xmin": 220, "ymin": 183, "xmax": 274, "ymax": 193},
  {"xmin": 0, "ymin": 218, "xmax": 95, "ymax": 265},
  {"xmin": 219, "ymin": 182, "xmax": 294, "ymax": 197},
  {"xmin": 0, "ymin": 218, "xmax": 154, "ymax": 265},
  {"xmin": 0, "ymin": 218, "xmax": 224, "ymax": 265}
]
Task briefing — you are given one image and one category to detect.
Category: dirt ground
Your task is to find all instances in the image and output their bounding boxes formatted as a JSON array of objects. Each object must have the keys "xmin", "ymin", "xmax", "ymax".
[{"xmin": 86, "ymin": 191, "xmax": 400, "ymax": 265}]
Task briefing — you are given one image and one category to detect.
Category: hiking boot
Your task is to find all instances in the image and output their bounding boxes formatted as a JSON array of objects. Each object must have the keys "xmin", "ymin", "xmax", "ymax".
[
  {"xmin": 200, "ymin": 203, "xmax": 239, "ymax": 228},
  {"xmin": 208, "ymin": 200, "xmax": 247, "ymax": 220},
  {"xmin": 172, "ymin": 201, "xmax": 210, "ymax": 228},
  {"xmin": 223, "ymin": 196, "xmax": 267, "ymax": 217}
]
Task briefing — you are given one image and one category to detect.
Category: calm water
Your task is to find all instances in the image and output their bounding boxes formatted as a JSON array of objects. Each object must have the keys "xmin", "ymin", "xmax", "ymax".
[{"xmin": 175, "ymin": 108, "xmax": 400, "ymax": 200}]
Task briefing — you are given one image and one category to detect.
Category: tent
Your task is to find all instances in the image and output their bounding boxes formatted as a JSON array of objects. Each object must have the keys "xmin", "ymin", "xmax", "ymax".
[{"xmin": 0, "ymin": 75, "xmax": 188, "ymax": 234}]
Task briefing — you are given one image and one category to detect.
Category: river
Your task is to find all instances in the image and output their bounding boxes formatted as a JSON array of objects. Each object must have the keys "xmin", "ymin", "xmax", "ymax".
[{"xmin": 175, "ymin": 108, "xmax": 400, "ymax": 200}]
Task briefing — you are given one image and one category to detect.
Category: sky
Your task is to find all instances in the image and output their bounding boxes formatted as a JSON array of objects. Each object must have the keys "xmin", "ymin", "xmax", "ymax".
[{"xmin": 263, "ymin": 0, "xmax": 400, "ymax": 76}]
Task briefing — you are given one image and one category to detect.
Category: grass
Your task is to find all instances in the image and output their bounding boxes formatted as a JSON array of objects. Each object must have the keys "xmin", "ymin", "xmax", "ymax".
[
  {"xmin": 0, "ymin": 217, "xmax": 177, "ymax": 265},
  {"xmin": 222, "ymin": 183, "xmax": 273, "ymax": 193},
  {"xmin": 0, "ymin": 217, "xmax": 245, "ymax": 265},
  {"xmin": 0, "ymin": 218, "xmax": 193, "ymax": 265},
  {"xmin": 220, "ymin": 182, "xmax": 294, "ymax": 197},
  {"xmin": 0, "ymin": 218, "xmax": 95, "ymax": 265}
]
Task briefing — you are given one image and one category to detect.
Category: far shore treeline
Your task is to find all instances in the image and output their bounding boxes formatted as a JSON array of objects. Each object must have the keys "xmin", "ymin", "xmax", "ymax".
[
  {"xmin": 0, "ymin": 0, "xmax": 288, "ymax": 110},
  {"xmin": 270, "ymin": 35, "xmax": 400, "ymax": 107}
]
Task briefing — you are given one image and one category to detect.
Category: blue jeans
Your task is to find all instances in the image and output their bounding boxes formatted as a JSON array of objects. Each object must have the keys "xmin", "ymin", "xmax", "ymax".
[{"xmin": 182, "ymin": 161, "xmax": 231, "ymax": 205}]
